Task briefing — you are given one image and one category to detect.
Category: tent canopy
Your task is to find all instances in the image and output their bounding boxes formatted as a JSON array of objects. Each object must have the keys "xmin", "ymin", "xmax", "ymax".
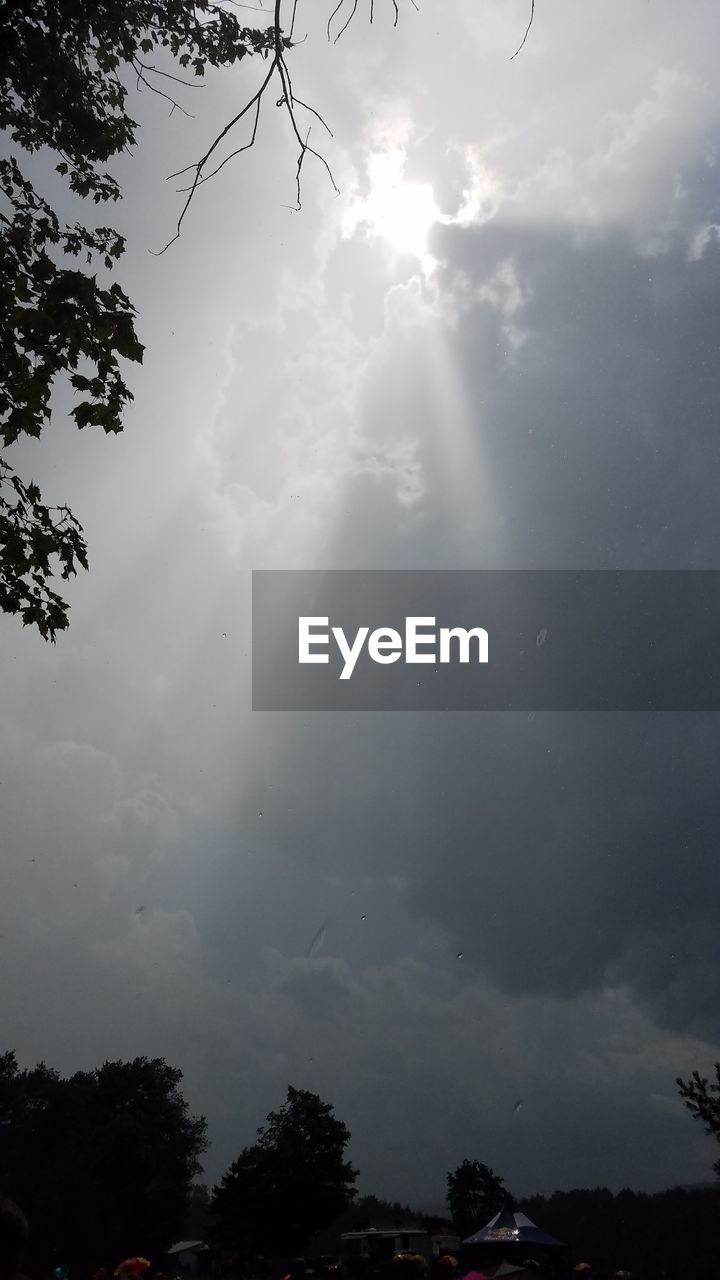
[{"xmin": 463, "ymin": 1208, "xmax": 565, "ymax": 1249}]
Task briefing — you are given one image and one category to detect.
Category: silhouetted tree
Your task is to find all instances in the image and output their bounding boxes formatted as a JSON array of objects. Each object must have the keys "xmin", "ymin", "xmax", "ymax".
[
  {"xmin": 0, "ymin": 1050, "xmax": 207, "ymax": 1270},
  {"xmin": 211, "ymin": 1086, "xmax": 358, "ymax": 1258},
  {"xmin": 446, "ymin": 1160, "xmax": 508, "ymax": 1239},
  {"xmin": 678, "ymin": 1065, "xmax": 720, "ymax": 1175}
]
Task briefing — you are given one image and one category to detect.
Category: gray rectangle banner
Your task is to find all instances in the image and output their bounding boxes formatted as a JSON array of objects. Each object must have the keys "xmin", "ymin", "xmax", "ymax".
[{"xmin": 252, "ymin": 570, "xmax": 720, "ymax": 711}]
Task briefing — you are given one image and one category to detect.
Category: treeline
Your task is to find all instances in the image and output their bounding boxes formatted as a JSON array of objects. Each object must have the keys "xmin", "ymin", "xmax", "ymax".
[
  {"xmin": 306, "ymin": 1184, "xmax": 720, "ymax": 1279},
  {"xmin": 3, "ymin": 1048, "xmax": 720, "ymax": 1280},
  {"xmin": 520, "ymin": 1185, "xmax": 720, "ymax": 1278}
]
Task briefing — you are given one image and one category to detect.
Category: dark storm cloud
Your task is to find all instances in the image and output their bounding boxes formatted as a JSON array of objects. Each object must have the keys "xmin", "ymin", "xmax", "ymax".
[
  {"xmin": 233, "ymin": 213, "xmax": 720, "ymax": 1039},
  {"xmin": 428, "ymin": 218, "xmax": 720, "ymax": 568},
  {"xmin": 214, "ymin": 711, "xmax": 720, "ymax": 1039}
]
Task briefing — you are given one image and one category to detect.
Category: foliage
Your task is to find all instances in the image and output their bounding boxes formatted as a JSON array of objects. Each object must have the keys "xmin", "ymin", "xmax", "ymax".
[
  {"xmin": 446, "ymin": 1160, "xmax": 508, "ymax": 1239},
  {"xmin": 0, "ymin": 1050, "xmax": 207, "ymax": 1269},
  {"xmin": 678, "ymin": 1064, "xmax": 720, "ymax": 1176},
  {"xmin": 211, "ymin": 1085, "xmax": 358, "ymax": 1258},
  {"xmin": 0, "ymin": 0, "xmax": 279, "ymax": 639},
  {"xmin": 0, "ymin": 456, "xmax": 87, "ymax": 639}
]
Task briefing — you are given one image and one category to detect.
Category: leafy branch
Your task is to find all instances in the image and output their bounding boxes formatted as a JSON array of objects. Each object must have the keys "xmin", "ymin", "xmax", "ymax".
[{"xmin": 0, "ymin": 0, "xmax": 411, "ymax": 638}]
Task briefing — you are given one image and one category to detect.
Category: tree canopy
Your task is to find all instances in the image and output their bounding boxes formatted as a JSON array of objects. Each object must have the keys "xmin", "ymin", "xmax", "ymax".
[
  {"xmin": 446, "ymin": 1159, "xmax": 509, "ymax": 1240},
  {"xmin": 211, "ymin": 1085, "xmax": 358, "ymax": 1258},
  {"xmin": 0, "ymin": 0, "xmax": 397, "ymax": 640},
  {"xmin": 0, "ymin": 1050, "xmax": 207, "ymax": 1270}
]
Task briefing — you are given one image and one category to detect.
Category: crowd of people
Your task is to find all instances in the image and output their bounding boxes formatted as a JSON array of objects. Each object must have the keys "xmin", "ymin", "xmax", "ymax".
[{"xmin": 0, "ymin": 1202, "xmax": 177, "ymax": 1280}]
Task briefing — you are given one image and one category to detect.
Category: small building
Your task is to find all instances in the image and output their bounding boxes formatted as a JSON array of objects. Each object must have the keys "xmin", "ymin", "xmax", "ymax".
[
  {"xmin": 341, "ymin": 1229, "xmax": 432, "ymax": 1264},
  {"xmin": 167, "ymin": 1242, "xmax": 209, "ymax": 1272}
]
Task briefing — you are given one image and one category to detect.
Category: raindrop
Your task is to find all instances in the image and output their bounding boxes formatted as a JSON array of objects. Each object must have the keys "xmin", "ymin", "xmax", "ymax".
[
  {"xmin": 258, "ymin": 811, "xmax": 263, "ymax": 818},
  {"xmin": 135, "ymin": 905, "xmax": 145, "ymax": 915},
  {"xmin": 513, "ymin": 1099, "xmax": 523, "ymax": 1114},
  {"xmin": 360, "ymin": 914, "xmax": 366, "ymax": 921},
  {"xmin": 307, "ymin": 921, "xmax": 329, "ymax": 958},
  {"xmin": 527, "ymin": 711, "xmax": 536, "ymax": 722},
  {"xmin": 536, "ymin": 627, "xmax": 548, "ymax": 648},
  {"xmin": 456, "ymin": 951, "xmax": 464, "ymax": 960}
]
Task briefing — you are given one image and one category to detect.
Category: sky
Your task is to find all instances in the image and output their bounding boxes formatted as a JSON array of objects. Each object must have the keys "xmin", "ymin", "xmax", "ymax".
[{"xmin": 2, "ymin": 0, "xmax": 720, "ymax": 1209}]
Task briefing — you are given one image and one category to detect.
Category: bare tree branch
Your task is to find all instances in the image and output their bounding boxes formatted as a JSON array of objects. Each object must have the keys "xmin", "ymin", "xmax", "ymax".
[
  {"xmin": 133, "ymin": 59, "xmax": 196, "ymax": 117},
  {"xmin": 156, "ymin": 0, "xmax": 408, "ymax": 251},
  {"xmin": 510, "ymin": 0, "xmax": 535, "ymax": 60},
  {"xmin": 154, "ymin": 57, "xmax": 277, "ymax": 251},
  {"xmin": 176, "ymin": 97, "xmax": 262, "ymax": 188},
  {"xmin": 135, "ymin": 59, "xmax": 205, "ymax": 88},
  {"xmin": 275, "ymin": 35, "xmax": 340, "ymax": 206},
  {"xmin": 332, "ymin": 0, "xmax": 358, "ymax": 45},
  {"xmin": 292, "ymin": 98, "xmax": 333, "ymax": 137},
  {"xmin": 327, "ymin": 0, "xmax": 345, "ymax": 41}
]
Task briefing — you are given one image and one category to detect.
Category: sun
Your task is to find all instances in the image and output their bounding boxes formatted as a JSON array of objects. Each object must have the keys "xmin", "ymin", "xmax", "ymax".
[
  {"xmin": 344, "ymin": 147, "xmax": 442, "ymax": 262},
  {"xmin": 363, "ymin": 179, "xmax": 440, "ymax": 258}
]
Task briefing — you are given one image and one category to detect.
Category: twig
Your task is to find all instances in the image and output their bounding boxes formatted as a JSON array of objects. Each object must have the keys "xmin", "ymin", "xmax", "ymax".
[
  {"xmin": 132, "ymin": 60, "xmax": 195, "ymax": 117},
  {"xmin": 510, "ymin": 0, "xmax": 535, "ymax": 59},
  {"xmin": 327, "ymin": 0, "xmax": 344, "ymax": 40},
  {"xmin": 276, "ymin": 48, "xmax": 339, "ymax": 203},
  {"xmin": 293, "ymin": 97, "xmax": 333, "ymax": 136},
  {"xmin": 156, "ymin": 0, "xmax": 396, "ymax": 250},
  {"xmin": 135, "ymin": 59, "xmax": 204, "ymax": 88},
  {"xmin": 176, "ymin": 97, "xmax": 262, "ymax": 188},
  {"xmin": 154, "ymin": 58, "xmax": 277, "ymax": 251},
  {"xmin": 333, "ymin": 0, "xmax": 358, "ymax": 43}
]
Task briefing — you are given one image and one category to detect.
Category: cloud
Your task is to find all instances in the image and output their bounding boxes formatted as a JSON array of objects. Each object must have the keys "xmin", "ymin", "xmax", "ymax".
[{"xmin": 4, "ymin": 0, "xmax": 720, "ymax": 1207}]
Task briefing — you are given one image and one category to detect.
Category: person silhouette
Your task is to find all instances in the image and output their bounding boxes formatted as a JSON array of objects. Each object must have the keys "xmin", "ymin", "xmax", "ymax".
[{"xmin": 0, "ymin": 1200, "xmax": 30, "ymax": 1280}]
